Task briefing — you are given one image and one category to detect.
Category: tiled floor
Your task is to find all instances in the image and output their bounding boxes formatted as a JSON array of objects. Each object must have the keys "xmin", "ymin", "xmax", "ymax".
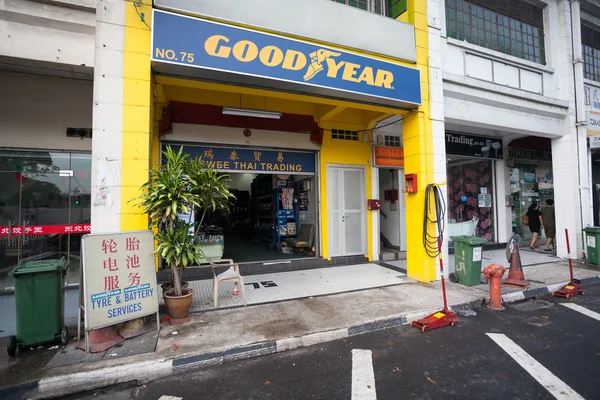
[{"xmin": 163, "ymin": 264, "xmax": 411, "ymax": 312}]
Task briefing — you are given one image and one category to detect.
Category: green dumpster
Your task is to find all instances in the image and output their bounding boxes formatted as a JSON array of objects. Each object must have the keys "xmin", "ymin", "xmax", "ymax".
[
  {"xmin": 584, "ymin": 227, "xmax": 600, "ymax": 265},
  {"xmin": 7, "ymin": 258, "xmax": 70, "ymax": 356},
  {"xmin": 451, "ymin": 236, "xmax": 488, "ymax": 286}
]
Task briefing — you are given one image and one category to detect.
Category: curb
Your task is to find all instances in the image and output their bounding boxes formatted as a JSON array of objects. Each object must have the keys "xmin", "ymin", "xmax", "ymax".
[{"xmin": 14, "ymin": 275, "xmax": 600, "ymax": 399}]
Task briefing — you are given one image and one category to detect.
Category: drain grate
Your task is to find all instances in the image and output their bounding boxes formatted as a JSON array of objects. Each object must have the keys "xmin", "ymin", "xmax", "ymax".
[{"xmin": 509, "ymin": 299, "xmax": 554, "ymax": 312}]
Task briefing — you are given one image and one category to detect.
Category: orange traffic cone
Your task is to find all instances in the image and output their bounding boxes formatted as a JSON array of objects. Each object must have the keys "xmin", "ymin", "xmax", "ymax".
[{"xmin": 503, "ymin": 240, "xmax": 530, "ymax": 289}]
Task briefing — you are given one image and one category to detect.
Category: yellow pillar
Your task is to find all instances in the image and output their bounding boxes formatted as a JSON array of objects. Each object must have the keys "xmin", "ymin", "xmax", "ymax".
[
  {"xmin": 120, "ymin": 1, "xmax": 153, "ymax": 231},
  {"xmin": 403, "ymin": 0, "xmax": 437, "ymax": 282}
]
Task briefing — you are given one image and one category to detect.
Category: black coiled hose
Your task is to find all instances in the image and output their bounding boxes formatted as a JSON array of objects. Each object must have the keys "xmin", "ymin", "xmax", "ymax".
[{"xmin": 423, "ymin": 184, "xmax": 446, "ymax": 258}]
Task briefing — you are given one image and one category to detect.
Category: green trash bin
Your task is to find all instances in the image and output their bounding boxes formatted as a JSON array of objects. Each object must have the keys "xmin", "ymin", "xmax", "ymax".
[
  {"xmin": 7, "ymin": 257, "xmax": 70, "ymax": 356},
  {"xmin": 451, "ymin": 236, "xmax": 488, "ymax": 286},
  {"xmin": 584, "ymin": 227, "xmax": 600, "ymax": 265}
]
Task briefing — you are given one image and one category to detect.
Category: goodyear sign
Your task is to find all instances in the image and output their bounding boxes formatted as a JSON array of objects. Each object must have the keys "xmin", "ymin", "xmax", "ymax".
[
  {"xmin": 151, "ymin": 10, "xmax": 421, "ymax": 108},
  {"xmin": 164, "ymin": 144, "xmax": 316, "ymax": 174}
]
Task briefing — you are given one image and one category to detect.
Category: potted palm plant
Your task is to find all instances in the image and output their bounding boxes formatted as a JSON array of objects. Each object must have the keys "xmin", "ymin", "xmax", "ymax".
[{"xmin": 137, "ymin": 146, "xmax": 202, "ymax": 320}]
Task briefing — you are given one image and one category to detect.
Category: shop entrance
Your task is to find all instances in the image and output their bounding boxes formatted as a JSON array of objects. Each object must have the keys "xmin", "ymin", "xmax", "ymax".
[
  {"xmin": 507, "ymin": 140, "xmax": 553, "ymax": 241},
  {"xmin": 509, "ymin": 166, "xmax": 553, "ymax": 240},
  {"xmin": 168, "ymin": 144, "xmax": 318, "ymax": 264},
  {"xmin": 206, "ymin": 172, "xmax": 317, "ymax": 263},
  {"xmin": 327, "ymin": 165, "xmax": 367, "ymax": 257},
  {"xmin": 378, "ymin": 168, "xmax": 406, "ymax": 255},
  {"xmin": 447, "ymin": 157, "xmax": 496, "ymax": 243}
]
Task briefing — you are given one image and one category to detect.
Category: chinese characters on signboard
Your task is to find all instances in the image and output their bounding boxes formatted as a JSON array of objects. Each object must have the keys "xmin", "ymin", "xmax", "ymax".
[
  {"xmin": 0, "ymin": 224, "xmax": 91, "ymax": 236},
  {"xmin": 162, "ymin": 144, "xmax": 316, "ymax": 173},
  {"xmin": 82, "ymin": 231, "xmax": 158, "ymax": 330}
]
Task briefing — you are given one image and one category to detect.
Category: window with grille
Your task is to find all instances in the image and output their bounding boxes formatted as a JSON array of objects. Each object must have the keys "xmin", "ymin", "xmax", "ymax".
[
  {"xmin": 384, "ymin": 135, "xmax": 402, "ymax": 147},
  {"xmin": 331, "ymin": 0, "xmax": 405, "ymax": 17},
  {"xmin": 445, "ymin": 0, "xmax": 546, "ymax": 65},
  {"xmin": 583, "ymin": 25, "xmax": 600, "ymax": 83},
  {"xmin": 332, "ymin": 129, "xmax": 359, "ymax": 141},
  {"xmin": 387, "ymin": 0, "xmax": 407, "ymax": 19},
  {"xmin": 332, "ymin": 0, "xmax": 369, "ymax": 11}
]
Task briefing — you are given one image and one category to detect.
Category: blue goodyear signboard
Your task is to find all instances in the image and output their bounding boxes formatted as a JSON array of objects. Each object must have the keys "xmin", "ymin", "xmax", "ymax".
[
  {"xmin": 151, "ymin": 10, "xmax": 421, "ymax": 107},
  {"xmin": 164, "ymin": 144, "xmax": 316, "ymax": 174}
]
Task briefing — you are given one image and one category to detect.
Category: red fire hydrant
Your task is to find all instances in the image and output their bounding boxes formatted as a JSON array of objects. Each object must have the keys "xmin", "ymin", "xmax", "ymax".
[{"xmin": 482, "ymin": 264, "xmax": 506, "ymax": 311}]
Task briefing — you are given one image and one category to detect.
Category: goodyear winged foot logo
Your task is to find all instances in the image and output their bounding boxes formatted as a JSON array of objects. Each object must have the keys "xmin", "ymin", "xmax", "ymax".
[
  {"xmin": 303, "ymin": 49, "xmax": 341, "ymax": 81},
  {"xmin": 203, "ymin": 35, "xmax": 395, "ymax": 89}
]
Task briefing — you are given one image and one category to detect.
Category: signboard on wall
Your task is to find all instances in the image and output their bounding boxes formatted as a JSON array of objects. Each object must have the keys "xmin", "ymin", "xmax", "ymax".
[
  {"xmin": 0, "ymin": 223, "xmax": 91, "ymax": 236},
  {"xmin": 584, "ymin": 85, "xmax": 600, "ymax": 138},
  {"xmin": 590, "ymin": 135, "xmax": 600, "ymax": 149},
  {"xmin": 151, "ymin": 10, "xmax": 421, "ymax": 109},
  {"xmin": 373, "ymin": 146, "xmax": 404, "ymax": 167},
  {"xmin": 509, "ymin": 147, "xmax": 552, "ymax": 163},
  {"xmin": 445, "ymin": 132, "xmax": 503, "ymax": 159},
  {"xmin": 163, "ymin": 144, "xmax": 316, "ymax": 174},
  {"xmin": 82, "ymin": 231, "xmax": 158, "ymax": 330}
]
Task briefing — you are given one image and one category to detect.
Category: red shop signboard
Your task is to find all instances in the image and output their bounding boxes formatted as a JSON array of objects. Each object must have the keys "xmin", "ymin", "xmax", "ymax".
[{"xmin": 0, "ymin": 224, "xmax": 91, "ymax": 236}]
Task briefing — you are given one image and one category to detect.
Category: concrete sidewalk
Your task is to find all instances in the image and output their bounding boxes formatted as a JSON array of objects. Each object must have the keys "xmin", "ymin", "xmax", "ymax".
[{"xmin": 1, "ymin": 261, "xmax": 599, "ymax": 399}]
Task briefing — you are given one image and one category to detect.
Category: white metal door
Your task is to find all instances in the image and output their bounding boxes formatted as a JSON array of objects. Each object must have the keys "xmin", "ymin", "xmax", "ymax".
[{"xmin": 328, "ymin": 165, "xmax": 366, "ymax": 257}]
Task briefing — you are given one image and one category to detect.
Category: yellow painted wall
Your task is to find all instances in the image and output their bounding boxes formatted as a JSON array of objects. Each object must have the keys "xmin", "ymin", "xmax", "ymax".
[
  {"xmin": 120, "ymin": 1, "xmax": 153, "ymax": 232},
  {"xmin": 401, "ymin": 0, "xmax": 437, "ymax": 282}
]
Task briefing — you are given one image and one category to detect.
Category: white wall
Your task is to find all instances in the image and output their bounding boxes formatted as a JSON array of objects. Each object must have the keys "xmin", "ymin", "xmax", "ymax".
[
  {"xmin": 164, "ymin": 124, "xmax": 321, "ymax": 151},
  {"xmin": 0, "ymin": 0, "xmax": 95, "ymax": 68},
  {"xmin": 0, "ymin": 70, "xmax": 93, "ymax": 151},
  {"xmin": 440, "ymin": 0, "xmax": 570, "ymax": 139},
  {"xmin": 154, "ymin": 0, "xmax": 417, "ymax": 62}
]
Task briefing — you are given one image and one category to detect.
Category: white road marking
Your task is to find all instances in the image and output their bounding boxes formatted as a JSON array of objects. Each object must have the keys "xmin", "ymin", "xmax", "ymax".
[
  {"xmin": 351, "ymin": 349, "xmax": 377, "ymax": 400},
  {"xmin": 158, "ymin": 396, "xmax": 182, "ymax": 400},
  {"xmin": 487, "ymin": 333, "xmax": 585, "ymax": 400},
  {"xmin": 560, "ymin": 303, "xmax": 600, "ymax": 322}
]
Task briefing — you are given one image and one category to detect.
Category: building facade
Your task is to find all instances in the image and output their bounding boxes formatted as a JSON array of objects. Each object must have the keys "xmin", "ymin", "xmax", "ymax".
[
  {"xmin": 2, "ymin": 0, "xmax": 599, "ymax": 288},
  {"xmin": 430, "ymin": 0, "xmax": 599, "ymax": 260},
  {"xmin": 0, "ymin": 0, "xmax": 443, "ymax": 285}
]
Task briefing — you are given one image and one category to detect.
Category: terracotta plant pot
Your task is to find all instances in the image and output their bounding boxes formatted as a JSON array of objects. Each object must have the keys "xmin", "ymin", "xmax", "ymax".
[{"xmin": 164, "ymin": 288, "xmax": 194, "ymax": 320}]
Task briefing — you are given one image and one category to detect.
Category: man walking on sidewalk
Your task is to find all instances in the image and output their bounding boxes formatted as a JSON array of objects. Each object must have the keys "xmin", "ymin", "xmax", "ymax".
[{"xmin": 541, "ymin": 199, "xmax": 556, "ymax": 252}]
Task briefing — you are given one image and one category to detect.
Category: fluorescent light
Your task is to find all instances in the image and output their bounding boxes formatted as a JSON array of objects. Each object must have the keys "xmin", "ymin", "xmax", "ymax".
[{"xmin": 222, "ymin": 107, "xmax": 282, "ymax": 119}]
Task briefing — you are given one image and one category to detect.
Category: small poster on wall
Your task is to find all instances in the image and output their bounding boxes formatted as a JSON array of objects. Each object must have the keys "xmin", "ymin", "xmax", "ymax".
[
  {"xmin": 524, "ymin": 172, "xmax": 536, "ymax": 183},
  {"xmin": 478, "ymin": 193, "xmax": 492, "ymax": 208},
  {"xmin": 535, "ymin": 168, "xmax": 553, "ymax": 189}
]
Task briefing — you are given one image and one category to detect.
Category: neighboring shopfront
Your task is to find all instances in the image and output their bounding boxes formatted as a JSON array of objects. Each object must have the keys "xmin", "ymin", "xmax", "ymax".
[
  {"xmin": 445, "ymin": 132, "xmax": 503, "ymax": 243},
  {"xmin": 506, "ymin": 141, "xmax": 554, "ymax": 240},
  {"xmin": 586, "ymin": 84, "xmax": 600, "ymax": 227},
  {"xmin": 592, "ymin": 150, "xmax": 600, "ymax": 226},
  {"xmin": 0, "ymin": 150, "xmax": 92, "ymax": 288},
  {"xmin": 0, "ymin": 70, "xmax": 93, "ymax": 290}
]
